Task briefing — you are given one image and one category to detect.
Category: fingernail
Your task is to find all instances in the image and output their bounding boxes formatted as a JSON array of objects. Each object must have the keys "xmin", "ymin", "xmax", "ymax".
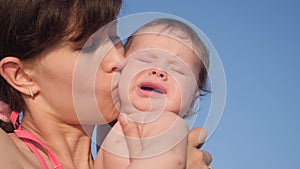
[{"xmin": 198, "ymin": 129, "xmax": 207, "ymax": 144}]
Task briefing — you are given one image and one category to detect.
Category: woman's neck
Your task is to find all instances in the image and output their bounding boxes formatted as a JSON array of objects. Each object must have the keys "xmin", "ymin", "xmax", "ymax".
[{"xmin": 20, "ymin": 113, "xmax": 95, "ymax": 169}]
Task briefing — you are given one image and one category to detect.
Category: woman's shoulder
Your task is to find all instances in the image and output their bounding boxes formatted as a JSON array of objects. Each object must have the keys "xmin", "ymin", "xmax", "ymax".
[
  {"xmin": 0, "ymin": 128, "xmax": 37, "ymax": 168},
  {"xmin": 0, "ymin": 128, "xmax": 20, "ymax": 153}
]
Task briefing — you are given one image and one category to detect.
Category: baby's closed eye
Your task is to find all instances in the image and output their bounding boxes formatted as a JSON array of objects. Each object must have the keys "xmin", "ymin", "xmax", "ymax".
[
  {"xmin": 169, "ymin": 64, "xmax": 187, "ymax": 75},
  {"xmin": 136, "ymin": 54, "xmax": 157, "ymax": 63}
]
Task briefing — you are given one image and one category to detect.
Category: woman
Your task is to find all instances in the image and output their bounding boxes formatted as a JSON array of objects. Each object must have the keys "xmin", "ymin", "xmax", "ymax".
[{"xmin": 0, "ymin": 0, "xmax": 212, "ymax": 168}]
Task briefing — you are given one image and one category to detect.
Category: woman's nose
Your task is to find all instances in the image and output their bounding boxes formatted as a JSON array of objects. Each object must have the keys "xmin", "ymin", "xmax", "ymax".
[
  {"xmin": 101, "ymin": 43, "xmax": 125, "ymax": 73},
  {"xmin": 148, "ymin": 69, "xmax": 168, "ymax": 80}
]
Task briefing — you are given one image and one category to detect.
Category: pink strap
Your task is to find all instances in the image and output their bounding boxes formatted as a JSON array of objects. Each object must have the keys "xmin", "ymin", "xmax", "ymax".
[
  {"xmin": 20, "ymin": 136, "xmax": 49, "ymax": 169},
  {"xmin": 14, "ymin": 130, "xmax": 62, "ymax": 169},
  {"xmin": 10, "ymin": 111, "xmax": 20, "ymax": 130},
  {"xmin": 10, "ymin": 111, "xmax": 63, "ymax": 169}
]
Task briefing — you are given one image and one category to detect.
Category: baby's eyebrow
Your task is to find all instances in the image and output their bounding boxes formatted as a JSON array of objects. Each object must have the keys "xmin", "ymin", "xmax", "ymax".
[
  {"xmin": 143, "ymin": 50, "xmax": 159, "ymax": 58},
  {"xmin": 168, "ymin": 57, "xmax": 186, "ymax": 67}
]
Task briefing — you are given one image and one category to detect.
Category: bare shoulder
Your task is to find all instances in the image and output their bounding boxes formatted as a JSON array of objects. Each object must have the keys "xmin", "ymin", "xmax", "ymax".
[{"xmin": 0, "ymin": 129, "xmax": 34, "ymax": 168}]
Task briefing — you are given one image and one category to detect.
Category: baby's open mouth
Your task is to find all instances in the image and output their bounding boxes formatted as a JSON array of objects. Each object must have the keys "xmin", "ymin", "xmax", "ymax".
[
  {"xmin": 137, "ymin": 82, "xmax": 167, "ymax": 96},
  {"xmin": 140, "ymin": 86, "xmax": 164, "ymax": 94}
]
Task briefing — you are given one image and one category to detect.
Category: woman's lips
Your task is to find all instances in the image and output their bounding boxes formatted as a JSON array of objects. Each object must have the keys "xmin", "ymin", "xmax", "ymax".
[{"xmin": 136, "ymin": 81, "xmax": 167, "ymax": 97}]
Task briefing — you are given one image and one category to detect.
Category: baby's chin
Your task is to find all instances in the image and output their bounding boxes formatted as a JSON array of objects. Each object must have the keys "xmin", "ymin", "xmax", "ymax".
[
  {"xmin": 121, "ymin": 101, "xmax": 166, "ymax": 124},
  {"xmin": 132, "ymin": 95, "xmax": 167, "ymax": 110},
  {"xmin": 130, "ymin": 99, "xmax": 152, "ymax": 112}
]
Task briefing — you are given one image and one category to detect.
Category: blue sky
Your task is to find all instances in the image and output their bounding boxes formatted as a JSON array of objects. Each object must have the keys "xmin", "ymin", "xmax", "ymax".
[{"xmin": 118, "ymin": 1, "xmax": 300, "ymax": 168}]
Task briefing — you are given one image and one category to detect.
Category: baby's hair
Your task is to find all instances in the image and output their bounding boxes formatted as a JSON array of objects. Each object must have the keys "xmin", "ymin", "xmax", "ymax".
[
  {"xmin": 124, "ymin": 18, "xmax": 210, "ymax": 95},
  {"xmin": 0, "ymin": 121, "xmax": 14, "ymax": 133}
]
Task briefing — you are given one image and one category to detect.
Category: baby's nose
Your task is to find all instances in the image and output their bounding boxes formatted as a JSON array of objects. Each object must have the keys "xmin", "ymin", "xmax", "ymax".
[{"xmin": 148, "ymin": 69, "xmax": 167, "ymax": 80}]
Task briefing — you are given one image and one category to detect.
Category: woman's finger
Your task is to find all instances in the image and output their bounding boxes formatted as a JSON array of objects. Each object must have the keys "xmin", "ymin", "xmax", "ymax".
[
  {"xmin": 188, "ymin": 128, "xmax": 207, "ymax": 148},
  {"xmin": 186, "ymin": 127, "xmax": 213, "ymax": 169},
  {"xmin": 118, "ymin": 114, "xmax": 143, "ymax": 159},
  {"xmin": 202, "ymin": 150, "xmax": 213, "ymax": 166}
]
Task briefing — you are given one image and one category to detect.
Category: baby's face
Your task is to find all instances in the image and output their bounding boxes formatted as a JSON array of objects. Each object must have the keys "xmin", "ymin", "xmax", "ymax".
[{"xmin": 118, "ymin": 34, "xmax": 200, "ymax": 117}]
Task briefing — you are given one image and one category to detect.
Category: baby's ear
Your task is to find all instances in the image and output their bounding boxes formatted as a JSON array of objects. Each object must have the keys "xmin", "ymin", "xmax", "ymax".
[
  {"xmin": 194, "ymin": 89, "xmax": 200, "ymax": 99},
  {"xmin": 0, "ymin": 57, "xmax": 38, "ymax": 97},
  {"xmin": 186, "ymin": 89, "xmax": 200, "ymax": 115}
]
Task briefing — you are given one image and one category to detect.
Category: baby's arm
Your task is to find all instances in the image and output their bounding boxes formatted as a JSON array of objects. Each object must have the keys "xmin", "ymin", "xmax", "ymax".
[{"xmin": 120, "ymin": 111, "xmax": 188, "ymax": 169}]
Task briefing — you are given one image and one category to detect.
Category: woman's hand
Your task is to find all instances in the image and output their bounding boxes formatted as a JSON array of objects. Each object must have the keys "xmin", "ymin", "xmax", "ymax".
[
  {"xmin": 187, "ymin": 128, "xmax": 213, "ymax": 169},
  {"xmin": 119, "ymin": 115, "xmax": 213, "ymax": 169},
  {"xmin": 118, "ymin": 115, "xmax": 143, "ymax": 160}
]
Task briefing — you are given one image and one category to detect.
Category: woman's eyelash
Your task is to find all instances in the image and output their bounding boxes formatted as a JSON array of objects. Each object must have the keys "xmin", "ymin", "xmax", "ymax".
[
  {"xmin": 80, "ymin": 35, "xmax": 121, "ymax": 53},
  {"xmin": 78, "ymin": 38, "xmax": 101, "ymax": 53},
  {"xmin": 109, "ymin": 35, "xmax": 121, "ymax": 44},
  {"xmin": 81, "ymin": 43, "xmax": 96, "ymax": 53}
]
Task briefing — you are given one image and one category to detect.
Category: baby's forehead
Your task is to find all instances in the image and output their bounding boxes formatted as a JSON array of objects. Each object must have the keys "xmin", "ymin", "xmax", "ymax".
[
  {"xmin": 136, "ymin": 24, "xmax": 191, "ymax": 41},
  {"xmin": 126, "ymin": 21, "xmax": 208, "ymax": 69},
  {"xmin": 132, "ymin": 25, "xmax": 200, "ymax": 54},
  {"xmin": 128, "ymin": 30, "xmax": 200, "ymax": 61},
  {"xmin": 133, "ymin": 32, "xmax": 199, "ymax": 60}
]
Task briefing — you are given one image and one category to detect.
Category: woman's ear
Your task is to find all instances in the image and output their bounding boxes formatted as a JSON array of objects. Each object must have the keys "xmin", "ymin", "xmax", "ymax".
[{"xmin": 0, "ymin": 57, "xmax": 37, "ymax": 97}]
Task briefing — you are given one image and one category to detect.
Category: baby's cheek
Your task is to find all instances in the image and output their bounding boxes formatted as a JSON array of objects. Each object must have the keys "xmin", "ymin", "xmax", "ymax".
[{"xmin": 165, "ymin": 91, "xmax": 182, "ymax": 115}]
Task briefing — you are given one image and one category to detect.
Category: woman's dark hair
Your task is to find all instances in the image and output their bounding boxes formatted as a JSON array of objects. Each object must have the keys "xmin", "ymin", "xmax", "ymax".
[
  {"xmin": 0, "ymin": 121, "xmax": 14, "ymax": 133},
  {"xmin": 0, "ymin": 0, "xmax": 122, "ymax": 113}
]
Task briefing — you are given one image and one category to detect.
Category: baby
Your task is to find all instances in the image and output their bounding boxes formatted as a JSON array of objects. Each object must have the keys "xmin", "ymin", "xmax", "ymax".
[{"xmin": 95, "ymin": 18, "xmax": 209, "ymax": 169}]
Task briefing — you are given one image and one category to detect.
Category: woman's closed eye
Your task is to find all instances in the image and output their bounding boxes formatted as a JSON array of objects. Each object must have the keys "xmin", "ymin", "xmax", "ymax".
[
  {"xmin": 109, "ymin": 35, "xmax": 122, "ymax": 45},
  {"xmin": 75, "ymin": 38, "xmax": 99, "ymax": 53},
  {"xmin": 82, "ymin": 39, "xmax": 101, "ymax": 53}
]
